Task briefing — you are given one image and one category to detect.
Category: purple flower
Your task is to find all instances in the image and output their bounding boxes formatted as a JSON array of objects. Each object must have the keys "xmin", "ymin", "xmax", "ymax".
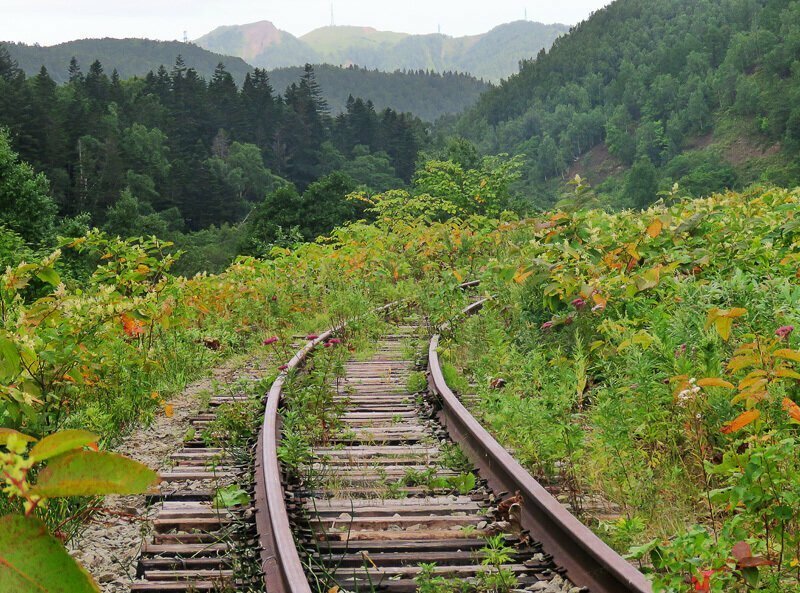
[
  {"xmin": 306, "ymin": 334, "xmax": 319, "ymax": 340},
  {"xmin": 328, "ymin": 338, "xmax": 342, "ymax": 345},
  {"xmin": 776, "ymin": 326, "xmax": 794, "ymax": 339},
  {"xmin": 263, "ymin": 336, "xmax": 278, "ymax": 345},
  {"xmin": 675, "ymin": 343, "xmax": 687, "ymax": 358},
  {"xmin": 571, "ymin": 298, "xmax": 587, "ymax": 310},
  {"xmin": 541, "ymin": 321, "xmax": 555, "ymax": 331}
]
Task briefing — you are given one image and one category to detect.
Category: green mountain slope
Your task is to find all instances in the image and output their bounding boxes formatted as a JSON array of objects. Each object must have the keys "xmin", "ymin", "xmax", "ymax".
[
  {"xmin": 3, "ymin": 38, "xmax": 254, "ymax": 83},
  {"xmin": 268, "ymin": 65, "xmax": 489, "ymax": 121},
  {"xmin": 196, "ymin": 21, "xmax": 569, "ymax": 81},
  {"xmin": 455, "ymin": 0, "xmax": 800, "ymax": 208}
]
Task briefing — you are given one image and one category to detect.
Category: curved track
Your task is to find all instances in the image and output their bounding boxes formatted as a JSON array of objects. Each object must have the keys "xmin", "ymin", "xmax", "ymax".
[{"xmin": 256, "ymin": 295, "xmax": 653, "ymax": 593}]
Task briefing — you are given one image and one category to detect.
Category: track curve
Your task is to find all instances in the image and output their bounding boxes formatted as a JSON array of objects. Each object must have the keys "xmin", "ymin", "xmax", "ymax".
[{"xmin": 256, "ymin": 293, "xmax": 652, "ymax": 593}]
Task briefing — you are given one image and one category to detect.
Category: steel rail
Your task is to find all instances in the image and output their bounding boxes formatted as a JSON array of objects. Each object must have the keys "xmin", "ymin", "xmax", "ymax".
[
  {"xmin": 428, "ymin": 299, "xmax": 653, "ymax": 593},
  {"xmin": 255, "ymin": 302, "xmax": 398, "ymax": 593}
]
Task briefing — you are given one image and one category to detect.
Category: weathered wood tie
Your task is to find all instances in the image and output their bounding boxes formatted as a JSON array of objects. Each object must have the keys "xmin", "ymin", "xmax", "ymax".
[
  {"xmin": 288, "ymin": 326, "xmax": 576, "ymax": 593},
  {"xmin": 130, "ymin": 390, "xmax": 258, "ymax": 593}
]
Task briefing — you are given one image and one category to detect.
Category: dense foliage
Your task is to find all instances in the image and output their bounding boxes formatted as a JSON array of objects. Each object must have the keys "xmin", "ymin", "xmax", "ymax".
[
  {"xmin": 456, "ymin": 0, "xmax": 800, "ymax": 208},
  {"xmin": 2, "ymin": 122, "xmax": 799, "ymax": 589},
  {"xmin": 0, "ymin": 50, "xmax": 426, "ymax": 238},
  {"xmin": 439, "ymin": 186, "xmax": 800, "ymax": 592},
  {"xmin": 5, "ymin": 41, "xmax": 491, "ymax": 123}
]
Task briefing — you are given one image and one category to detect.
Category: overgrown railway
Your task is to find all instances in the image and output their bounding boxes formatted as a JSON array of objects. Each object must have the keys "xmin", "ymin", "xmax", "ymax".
[{"xmin": 130, "ymin": 291, "xmax": 653, "ymax": 592}]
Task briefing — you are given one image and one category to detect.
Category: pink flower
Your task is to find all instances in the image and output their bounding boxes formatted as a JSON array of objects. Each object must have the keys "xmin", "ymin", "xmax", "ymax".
[
  {"xmin": 328, "ymin": 338, "xmax": 342, "ymax": 344},
  {"xmin": 571, "ymin": 298, "xmax": 587, "ymax": 310},
  {"xmin": 541, "ymin": 321, "xmax": 555, "ymax": 331},
  {"xmin": 776, "ymin": 325, "xmax": 794, "ymax": 339},
  {"xmin": 278, "ymin": 364, "xmax": 288, "ymax": 371},
  {"xmin": 675, "ymin": 344, "xmax": 687, "ymax": 358},
  {"xmin": 306, "ymin": 334, "xmax": 319, "ymax": 340},
  {"xmin": 324, "ymin": 342, "xmax": 333, "ymax": 348},
  {"xmin": 263, "ymin": 336, "xmax": 278, "ymax": 345}
]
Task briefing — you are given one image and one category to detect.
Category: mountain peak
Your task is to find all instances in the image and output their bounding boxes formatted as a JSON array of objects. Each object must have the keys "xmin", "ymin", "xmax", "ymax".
[{"xmin": 196, "ymin": 19, "xmax": 568, "ymax": 81}]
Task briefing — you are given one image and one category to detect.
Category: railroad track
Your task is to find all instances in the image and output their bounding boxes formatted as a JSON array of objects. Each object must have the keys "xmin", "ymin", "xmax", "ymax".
[
  {"xmin": 257, "ymin": 296, "xmax": 652, "ymax": 593},
  {"xmin": 290, "ymin": 323, "xmax": 576, "ymax": 592},
  {"xmin": 128, "ymin": 291, "xmax": 652, "ymax": 592}
]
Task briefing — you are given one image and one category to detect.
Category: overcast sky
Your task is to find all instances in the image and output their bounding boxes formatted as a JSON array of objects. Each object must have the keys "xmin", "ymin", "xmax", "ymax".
[{"xmin": 3, "ymin": 0, "xmax": 612, "ymax": 46}]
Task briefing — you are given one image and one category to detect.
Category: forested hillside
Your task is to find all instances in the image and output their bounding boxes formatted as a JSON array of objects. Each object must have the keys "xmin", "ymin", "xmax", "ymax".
[
  {"xmin": 455, "ymin": 0, "xmax": 800, "ymax": 208},
  {"xmin": 3, "ymin": 39, "xmax": 254, "ymax": 83},
  {"xmin": 4, "ymin": 40, "xmax": 487, "ymax": 122},
  {"xmin": 0, "ymin": 49, "xmax": 426, "ymax": 248},
  {"xmin": 197, "ymin": 20, "xmax": 568, "ymax": 81},
  {"xmin": 267, "ymin": 65, "xmax": 488, "ymax": 121}
]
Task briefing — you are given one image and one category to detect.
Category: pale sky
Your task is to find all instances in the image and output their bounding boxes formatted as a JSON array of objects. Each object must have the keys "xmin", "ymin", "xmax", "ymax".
[{"xmin": 2, "ymin": 0, "xmax": 612, "ymax": 46}]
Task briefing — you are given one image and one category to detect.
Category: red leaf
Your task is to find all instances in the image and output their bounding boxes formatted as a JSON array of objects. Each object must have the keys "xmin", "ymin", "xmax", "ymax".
[{"xmin": 732, "ymin": 540, "xmax": 775, "ymax": 568}]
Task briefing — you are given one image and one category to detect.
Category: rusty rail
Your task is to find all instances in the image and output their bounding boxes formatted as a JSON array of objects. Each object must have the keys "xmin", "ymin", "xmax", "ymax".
[
  {"xmin": 255, "ymin": 330, "xmax": 330, "ymax": 593},
  {"xmin": 428, "ymin": 298, "xmax": 653, "ymax": 593},
  {"xmin": 255, "ymin": 302, "xmax": 398, "ymax": 593}
]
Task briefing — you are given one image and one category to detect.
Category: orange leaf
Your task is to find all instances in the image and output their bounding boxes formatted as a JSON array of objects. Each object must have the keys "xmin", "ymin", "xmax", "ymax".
[
  {"xmin": 514, "ymin": 269, "xmax": 533, "ymax": 284},
  {"xmin": 783, "ymin": 398, "xmax": 800, "ymax": 423},
  {"xmin": 646, "ymin": 219, "xmax": 663, "ymax": 238},
  {"xmin": 697, "ymin": 378, "xmax": 735, "ymax": 389},
  {"xmin": 164, "ymin": 404, "xmax": 174, "ymax": 418},
  {"xmin": 775, "ymin": 368, "xmax": 800, "ymax": 380},
  {"xmin": 737, "ymin": 377, "xmax": 768, "ymax": 392},
  {"xmin": 592, "ymin": 293, "xmax": 608, "ymax": 309},
  {"xmin": 773, "ymin": 349, "xmax": 800, "ymax": 362},
  {"xmin": 721, "ymin": 409, "xmax": 760, "ymax": 434},
  {"xmin": 728, "ymin": 355, "xmax": 759, "ymax": 371}
]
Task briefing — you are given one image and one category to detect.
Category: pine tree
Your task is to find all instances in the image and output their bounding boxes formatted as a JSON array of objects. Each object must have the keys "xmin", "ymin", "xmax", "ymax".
[{"xmin": 67, "ymin": 56, "xmax": 82, "ymax": 83}]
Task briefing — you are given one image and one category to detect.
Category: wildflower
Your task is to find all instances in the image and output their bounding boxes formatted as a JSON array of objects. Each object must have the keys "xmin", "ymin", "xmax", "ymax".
[
  {"xmin": 541, "ymin": 321, "xmax": 554, "ymax": 331},
  {"xmin": 776, "ymin": 325, "xmax": 794, "ymax": 339},
  {"xmin": 263, "ymin": 336, "xmax": 279, "ymax": 345},
  {"xmin": 571, "ymin": 297, "xmax": 587, "ymax": 310},
  {"xmin": 675, "ymin": 343, "xmax": 687, "ymax": 358},
  {"xmin": 676, "ymin": 378, "xmax": 701, "ymax": 407},
  {"xmin": 278, "ymin": 364, "xmax": 288, "ymax": 371},
  {"xmin": 324, "ymin": 342, "xmax": 333, "ymax": 348},
  {"xmin": 328, "ymin": 338, "xmax": 342, "ymax": 344},
  {"xmin": 306, "ymin": 334, "xmax": 319, "ymax": 340}
]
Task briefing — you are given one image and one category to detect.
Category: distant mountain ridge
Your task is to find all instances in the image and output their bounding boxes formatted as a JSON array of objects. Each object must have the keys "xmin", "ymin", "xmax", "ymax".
[
  {"xmin": 195, "ymin": 20, "xmax": 569, "ymax": 81},
  {"xmin": 2, "ymin": 38, "xmax": 254, "ymax": 83}
]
